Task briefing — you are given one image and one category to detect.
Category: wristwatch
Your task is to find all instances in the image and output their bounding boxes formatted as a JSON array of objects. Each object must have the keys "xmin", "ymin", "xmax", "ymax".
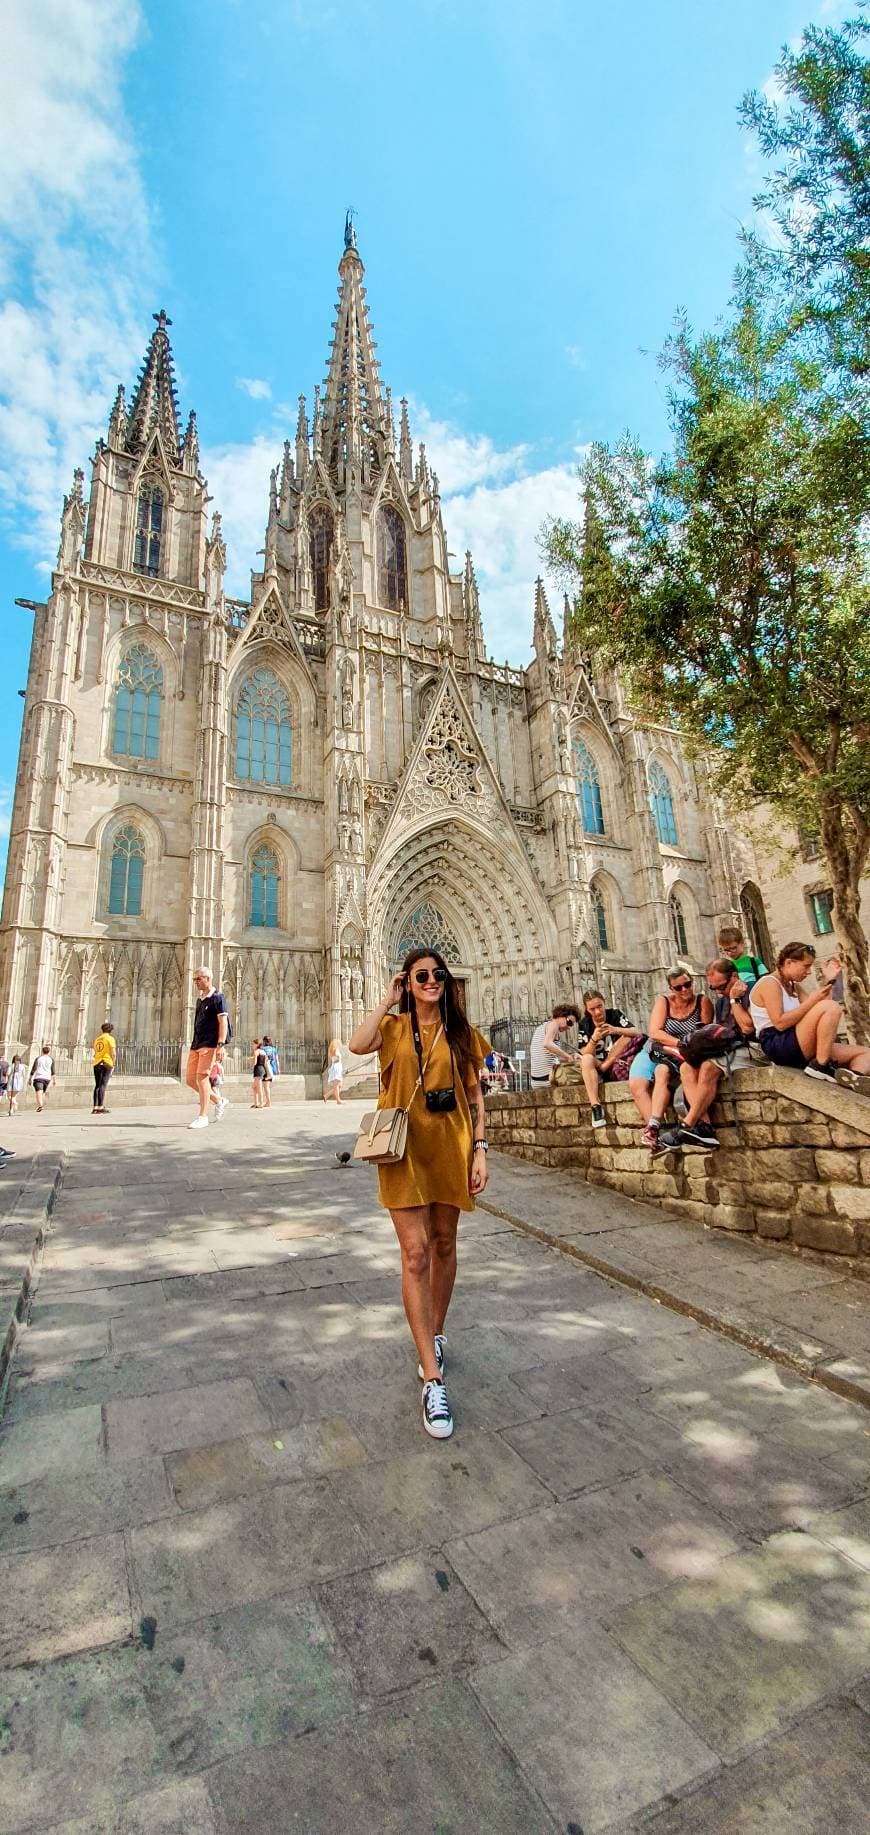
[{"xmin": 473, "ymin": 1139, "xmax": 489, "ymax": 1152}]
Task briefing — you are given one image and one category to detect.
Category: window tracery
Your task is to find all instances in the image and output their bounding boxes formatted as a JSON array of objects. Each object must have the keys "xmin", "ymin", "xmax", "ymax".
[
  {"xmin": 574, "ymin": 739, "xmax": 606, "ymax": 835},
  {"xmin": 107, "ymin": 824, "xmax": 145, "ymax": 917},
  {"xmin": 250, "ymin": 844, "xmax": 281, "ymax": 928},
  {"xmin": 377, "ymin": 504, "xmax": 408, "ymax": 611},
  {"xmin": 394, "ymin": 901, "xmax": 461, "ymax": 965},
  {"xmin": 112, "ymin": 644, "xmax": 163, "ymax": 760},
  {"xmin": 133, "ymin": 484, "xmax": 163, "ymax": 576},
  {"xmin": 650, "ymin": 761, "xmax": 678, "ymax": 846},
  {"xmin": 235, "ymin": 670, "xmax": 292, "ymax": 785},
  {"xmin": 591, "ymin": 883, "xmax": 610, "ymax": 952},
  {"xmin": 310, "ymin": 505, "xmax": 333, "ymax": 612},
  {"xmin": 670, "ymin": 893, "xmax": 688, "ymax": 956}
]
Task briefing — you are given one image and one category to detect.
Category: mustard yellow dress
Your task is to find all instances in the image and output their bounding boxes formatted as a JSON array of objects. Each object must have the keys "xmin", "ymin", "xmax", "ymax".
[{"xmin": 376, "ymin": 1013, "xmax": 490, "ymax": 1213}]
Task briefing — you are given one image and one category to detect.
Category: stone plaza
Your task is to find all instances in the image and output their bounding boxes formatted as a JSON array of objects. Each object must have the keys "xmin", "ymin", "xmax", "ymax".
[{"xmin": 1, "ymin": 1097, "xmax": 868, "ymax": 1832}]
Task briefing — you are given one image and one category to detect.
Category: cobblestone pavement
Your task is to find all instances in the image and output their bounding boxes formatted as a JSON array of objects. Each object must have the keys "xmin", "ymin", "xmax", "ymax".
[{"xmin": 1, "ymin": 1099, "xmax": 868, "ymax": 1833}]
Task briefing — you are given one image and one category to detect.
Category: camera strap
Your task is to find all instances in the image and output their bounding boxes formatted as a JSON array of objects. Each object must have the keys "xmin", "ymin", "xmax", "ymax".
[{"xmin": 409, "ymin": 1012, "xmax": 452, "ymax": 1094}]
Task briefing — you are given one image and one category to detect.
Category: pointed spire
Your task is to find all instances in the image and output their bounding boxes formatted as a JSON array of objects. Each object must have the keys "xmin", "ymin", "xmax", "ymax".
[
  {"xmin": 312, "ymin": 384, "xmax": 322, "ymax": 457},
  {"xmin": 384, "ymin": 386, "xmax": 395, "ymax": 457},
  {"xmin": 295, "ymin": 394, "xmax": 309, "ymax": 478},
  {"xmin": 319, "ymin": 227, "xmax": 387, "ymax": 485},
  {"xmin": 464, "ymin": 550, "xmax": 485, "ymax": 661},
  {"xmin": 264, "ymin": 467, "xmax": 279, "ymax": 575},
  {"xmin": 181, "ymin": 408, "xmax": 199, "ymax": 475},
  {"xmin": 533, "ymin": 577, "xmax": 558, "ymax": 661},
  {"xmin": 126, "ymin": 309, "xmax": 182, "ymax": 463},
  {"xmin": 205, "ymin": 510, "xmax": 227, "ymax": 612},
  {"xmin": 279, "ymin": 440, "xmax": 294, "ymax": 516},
  {"xmin": 416, "ymin": 443, "xmax": 430, "ymax": 490},
  {"xmin": 57, "ymin": 468, "xmax": 86, "ymax": 572},
  {"xmin": 399, "ymin": 397, "xmax": 413, "ymax": 482},
  {"xmin": 108, "ymin": 384, "xmax": 127, "ymax": 446}
]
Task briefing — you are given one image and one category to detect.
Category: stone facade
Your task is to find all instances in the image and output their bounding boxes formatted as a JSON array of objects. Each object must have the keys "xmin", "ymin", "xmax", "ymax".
[
  {"xmin": 484, "ymin": 1070, "xmax": 870, "ymax": 1258},
  {"xmin": 0, "ymin": 225, "xmax": 768, "ymax": 1057}
]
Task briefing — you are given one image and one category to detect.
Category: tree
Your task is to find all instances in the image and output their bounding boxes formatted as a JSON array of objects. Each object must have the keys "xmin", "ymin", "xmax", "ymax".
[
  {"xmin": 543, "ymin": 296, "xmax": 870, "ymax": 1041},
  {"xmin": 740, "ymin": 7, "xmax": 870, "ymax": 381}
]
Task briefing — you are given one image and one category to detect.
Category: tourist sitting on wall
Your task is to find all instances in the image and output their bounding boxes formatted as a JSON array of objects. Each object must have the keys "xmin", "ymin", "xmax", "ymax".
[
  {"xmin": 716, "ymin": 924, "xmax": 767, "ymax": 989},
  {"xmin": 750, "ymin": 943, "xmax": 870, "ymax": 1088},
  {"xmin": 529, "ymin": 1005, "xmax": 582, "ymax": 1088},
  {"xmin": 657, "ymin": 958, "xmax": 755, "ymax": 1151},
  {"xmin": 577, "ymin": 989, "xmax": 642, "ymax": 1129},
  {"xmin": 482, "ymin": 1049, "xmax": 513, "ymax": 1096},
  {"xmin": 629, "ymin": 969, "xmax": 712, "ymax": 1153}
]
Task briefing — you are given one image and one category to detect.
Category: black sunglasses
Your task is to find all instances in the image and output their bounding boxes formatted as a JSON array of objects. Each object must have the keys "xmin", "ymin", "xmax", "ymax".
[
  {"xmin": 670, "ymin": 979, "xmax": 692, "ymax": 992},
  {"xmin": 412, "ymin": 967, "xmax": 448, "ymax": 985}
]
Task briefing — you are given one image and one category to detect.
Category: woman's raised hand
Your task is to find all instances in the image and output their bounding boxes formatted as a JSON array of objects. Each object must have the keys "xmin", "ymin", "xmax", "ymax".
[{"xmin": 384, "ymin": 971, "xmax": 406, "ymax": 1010}]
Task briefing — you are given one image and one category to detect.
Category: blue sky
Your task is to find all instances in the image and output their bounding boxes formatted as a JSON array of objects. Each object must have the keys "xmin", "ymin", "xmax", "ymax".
[{"xmin": 0, "ymin": 0, "xmax": 844, "ymax": 868}]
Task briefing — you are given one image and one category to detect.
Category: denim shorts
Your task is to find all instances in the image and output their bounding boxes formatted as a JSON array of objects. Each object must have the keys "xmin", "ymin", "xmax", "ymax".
[{"xmin": 629, "ymin": 1046, "xmax": 665, "ymax": 1084}]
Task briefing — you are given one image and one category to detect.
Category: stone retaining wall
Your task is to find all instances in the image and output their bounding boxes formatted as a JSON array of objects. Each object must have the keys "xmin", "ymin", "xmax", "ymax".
[{"xmin": 484, "ymin": 1066, "xmax": 870, "ymax": 1259}]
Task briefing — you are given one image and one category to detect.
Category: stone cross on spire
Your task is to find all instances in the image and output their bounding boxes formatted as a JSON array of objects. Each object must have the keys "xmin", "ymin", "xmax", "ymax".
[{"xmin": 319, "ymin": 220, "xmax": 388, "ymax": 486}]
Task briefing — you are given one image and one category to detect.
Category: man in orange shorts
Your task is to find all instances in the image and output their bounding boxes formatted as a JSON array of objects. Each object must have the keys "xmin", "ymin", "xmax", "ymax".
[{"xmin": 186, "ymin": 965, "xmax": 229, "ymax": 1130}]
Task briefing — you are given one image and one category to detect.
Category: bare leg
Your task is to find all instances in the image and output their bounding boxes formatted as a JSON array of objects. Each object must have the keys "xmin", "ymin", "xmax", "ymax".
[
  {"xmin": 629, "ymin": 1077, "xmax": 653, "ymax": 1124},
  {"xmin": 831, "ymin": 1042, "xmax": 870, "ymax": 1073},
  {"xmin": 796, "ymin": 999, "xmax": 840, "ymax": 1063},
  {"xmin": 580, "ymin": 1057, "xmax": 601, "ymax": 1110},
  {"xmin": 335, "ymin": 1082, "xmax": 343, "ymax": 1105},
  {"xmin": 390, "ymin": 1206, "xmax": 441, "ymax": 1382},
  {"xmin": 682, "ymin": 1061, "xmax": 721, "ymax": 1127},
  {"xmin": 428, "ymin": 1202, "xmax": 460, "ymax": 1335}
]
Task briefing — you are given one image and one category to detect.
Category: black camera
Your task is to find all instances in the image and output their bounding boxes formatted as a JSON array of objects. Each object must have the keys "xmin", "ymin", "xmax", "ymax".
[{"xmin": 425, "ymin": 1087, "xmax": 457, "ymax": 1113}]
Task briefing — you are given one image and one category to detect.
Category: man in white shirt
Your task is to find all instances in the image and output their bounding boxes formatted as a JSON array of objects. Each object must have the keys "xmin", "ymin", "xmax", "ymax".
[{"xmin": 529, "ymin": 1006, "xmax": 582, "ymax": 1086}]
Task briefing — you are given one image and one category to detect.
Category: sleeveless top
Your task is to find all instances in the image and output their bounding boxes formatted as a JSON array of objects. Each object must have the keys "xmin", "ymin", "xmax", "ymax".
[
  {"xmin": 663, "ymin": 996, "xmax": 703, "ymax": 1044},
  {"xmin": 749, "ymin": 976, "xmax": 799, "ymax": 1036}
]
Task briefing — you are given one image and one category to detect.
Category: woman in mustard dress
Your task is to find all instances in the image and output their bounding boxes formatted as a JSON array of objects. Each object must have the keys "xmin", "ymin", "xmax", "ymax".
[{"xmin": 349, "ymin": 947, "xmax": 490, "ymax": 1440}]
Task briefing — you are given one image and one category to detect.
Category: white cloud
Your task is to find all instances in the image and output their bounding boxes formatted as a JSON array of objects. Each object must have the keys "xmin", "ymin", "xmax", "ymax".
[
  {"xmin": 408, "ymin": 400, "xmax": 527, "ymax": 493},
  {"xmin": 237, "ymin": 377, "xmax": 272, "ymax": 401},
  {"xmin": 0, "ymin": 1, "xmax": 156, "ymax": 563},
  {"xmin": 442, "ymin": 461, "xmax": 583, "ymax": 663},
  {"xmin": 202, "ymin": 434, "xmax": 282, "ymax": 598}
]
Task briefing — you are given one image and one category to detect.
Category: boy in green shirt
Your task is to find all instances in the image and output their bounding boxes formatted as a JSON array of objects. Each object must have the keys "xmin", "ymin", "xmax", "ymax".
[{"xmin": 716, "ymin": 926, "xmax": 766, "ymax": 989}]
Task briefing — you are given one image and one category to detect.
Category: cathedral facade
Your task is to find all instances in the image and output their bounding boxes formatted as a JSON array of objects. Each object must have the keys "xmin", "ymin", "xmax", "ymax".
[{"xmin": 0, "ymin": 225, "xmax": 769, "ymax": 1062}]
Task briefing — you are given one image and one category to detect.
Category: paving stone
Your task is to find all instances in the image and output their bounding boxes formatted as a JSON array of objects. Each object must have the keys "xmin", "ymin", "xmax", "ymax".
[
  {"xmin": 165, "ymin": 1417, "xmax": 366, "ymax": 1508},
  {"xmin": 45, "ymin": 1777, "xmax": 218, "ymax": 1834},
  {"xmin": 317, "ymin": 1552, "xmax": 504, "ymax": 1694},
  {"xmin": 0, "ymin": 1645, "xmax": 164, "ymax": 1833},
  {"xmin": 129, "ymin": 1477, "xmax": 369, "ymax": 1624},
  {"xmin": 0, "ymin": 1456, "xmax": 174, "ymax": 1553},
  {"xmin": 0, "ymin": 1532, "xmax": 131, "ymax": 1668},
  {"xmin": 608, "ymin": 1530, "xmax": 870, "ymax": 1755},
  {"xmin": 0, "ymin": 1403, "xmax": 104, "ymax": 1489},
  {"xmin": 622, "ymin": 1697, "xmax": 870, "ymax": 1835},
  {"xmin": 207, "ymin": 1676, "xmax": 553, "ymax": 1834},
  {"xmin": 2, "ymin": 1353, "xmax": 199, "ymax": 1424},
  {"xmin": 447, "ymin": 1471, "xmax": 744, "ymax": 1648},
  {"xmin": 104, "ymin": 1377, "xmax": 271, "ymax": 1460},
  {"xmin": 160, "ymin": 1265, "xmax": 305, "ymax": 1303},
  {"xmin": 646, "ymin": 1356, "xmax": 870, "ymax": 1463},
  {"xmin": 501, "ymin": 1405, "xmax": 657, "ymax": 1498},
  {"xmin": 511, "ymin": 1348, "xmax": 653, "ymax": 1414},
  {"xmin": 329, "ymin": 1431, "xmax": 553, "ymax": 1556},
  {"xmin": 803, "ymin": 1492, "xmax": 870, "ymax": 1571},
  {"xmin": 471, "ymin": 1620, "xmax": 717, "ymax": 1831}
]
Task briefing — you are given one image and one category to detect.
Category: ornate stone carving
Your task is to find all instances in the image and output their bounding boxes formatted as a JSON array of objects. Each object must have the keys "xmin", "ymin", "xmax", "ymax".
[{"xmin": 393, "ymin": 899, "xmax": 462, "ymax": 965}]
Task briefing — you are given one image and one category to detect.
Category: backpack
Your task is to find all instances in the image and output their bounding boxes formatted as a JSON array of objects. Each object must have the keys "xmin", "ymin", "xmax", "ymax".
[{"xmin": 679, "ymin": 1022, "xmax": 741, "ymax": 1067}]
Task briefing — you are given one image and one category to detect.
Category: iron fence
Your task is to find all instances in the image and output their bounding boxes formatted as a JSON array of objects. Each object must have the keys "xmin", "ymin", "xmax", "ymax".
[
  {"xmin": 488, "ymin": 1014, "xmax": 585, "ymax": 1090},
  {"xmin": 47, "ymin": 1038, "xmax": 326, "ymax": 1080}
]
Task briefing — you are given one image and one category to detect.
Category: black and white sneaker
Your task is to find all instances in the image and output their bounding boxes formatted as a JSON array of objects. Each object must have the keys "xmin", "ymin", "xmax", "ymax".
[
  {"xmin": 677, "ymin": 1121, "xmax": 719, "ymax": 1147},
  {"xmin": 804, "ymin": 1058, "xmax": 837, "ymax": 1082},
  {"xmin": 834, "ymin": 1066, "xmax": 870, "ymax": 1096},
  {"xmin": 652, "ymin": 1128, "xmax": 682, "ymax": 1155},
  {"xmin": 417, "ymin": 1335, "xmax": 446, "ymax": 1381},
  {"xmin": 591, "ymin": 1104, "xmax": 607, "ymax": 1129},
  {"xmin": 422, "ymin": 1379, "xmax": 453, "ymax": 1439}
]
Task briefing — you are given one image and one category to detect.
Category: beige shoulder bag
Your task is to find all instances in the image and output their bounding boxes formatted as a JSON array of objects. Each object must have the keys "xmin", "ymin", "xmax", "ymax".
[{"xmin": 353, "ymin": 1022, "xmax": 442, "ymax": 1165}]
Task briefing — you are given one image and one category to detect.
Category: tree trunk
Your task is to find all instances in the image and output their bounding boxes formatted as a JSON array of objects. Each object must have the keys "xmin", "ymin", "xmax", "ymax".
[{"xmin": 819, "ymin": 799, "xmax": 870, "ymax": 1046}]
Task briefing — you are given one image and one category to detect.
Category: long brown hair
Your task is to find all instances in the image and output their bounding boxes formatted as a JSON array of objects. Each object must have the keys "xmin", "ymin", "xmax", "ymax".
[{"xmin": 399, "ymin": 947, "xmax": 474, "ymax": 1073}]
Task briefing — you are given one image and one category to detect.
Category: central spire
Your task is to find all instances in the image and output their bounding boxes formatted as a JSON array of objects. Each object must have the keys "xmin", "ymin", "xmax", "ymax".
[
  {"xmin": 319, "ymin": 220, "xmax": 388, "ymax": 487},
  {"xmin": 125, "ymin": 309, "xmax": 182, "ymax": 463}
]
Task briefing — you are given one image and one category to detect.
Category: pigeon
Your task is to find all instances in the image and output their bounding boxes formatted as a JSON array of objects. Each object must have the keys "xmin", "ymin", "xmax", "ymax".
[{"xmin": 335, "ymin": 1150, "xmax": 352, "ymax": 1165}]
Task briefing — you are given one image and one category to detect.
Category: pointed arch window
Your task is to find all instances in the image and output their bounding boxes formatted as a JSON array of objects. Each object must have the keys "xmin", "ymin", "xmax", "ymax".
[
  {"xmin": 591, "ymin": 883, "xmax": 610, "ymax": 952},
  {"xmin": 650, "ymin": 761, "xmax": 678, "ymax": 846},
  {"xmin": 310, "ymin": 506, "xmax": 333, "ymax": 612},
  {"xmin": 574, "ymin": 740, "xmax": 605, "ymax": 835},
  {"xmin": 107, "ymin": 825, "xmax": 145, "ymax": 917},
  {"xmin": 235, "ymin": 670, "xmax": 292, "ymax": 785},
  {"xmin": 249, "ymin": 844, "xmax": 281, "ymax": 928},
  {"xmin": 133, "ymin": 485, "xmax": 163, "ymax": 577},
  {"xmin": 394, "ymin": 901, "xmax": 461, "ymax": 965},
  {"xmin": 112, "ymin": 644, "xmax": 163, "ymax": 760},
  {"xmin": 378, "ymin": 505, "xmax": 408, "ymax": 612},
  {"xmin": 670, "ymin": 894, "xmax": 688, "ymax": 956}
]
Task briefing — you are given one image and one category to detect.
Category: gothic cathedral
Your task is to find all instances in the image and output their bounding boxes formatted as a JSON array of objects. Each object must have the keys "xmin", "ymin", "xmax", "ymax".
[{"xmin": 0, "ymin": 223, "xmax": 769, "ymax": 1060}]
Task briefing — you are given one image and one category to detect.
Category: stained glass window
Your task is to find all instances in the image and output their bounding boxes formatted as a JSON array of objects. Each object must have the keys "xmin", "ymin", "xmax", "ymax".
[
  {"xmin": 574, "ymin": 740, "xmax": 605, "ymax": 835},
  {"xmin": 650, "ymin": 761, "xmax": 678, "ymax": 846},
  {"xmin": 133, "ymin": 485, "xmax": 163, "ymax": 577},
  {"xmin": 112, "ymin": 645, "xmax": 163, "ymax": 760},
  {"xmin": 378, "ymin": 505, "xmax": 408, "ymax": 611},
  {"xmin": 235, "ymin": 670, "xmax": 292, "ymax": 785},
  {"xmin": 107, "ymin": 825, "xmax": 145, "ymax": 916},
  {"xmin": 250, "ymin": 844, "xmax": 280, "ymax": 928},
  {"xmin": 670, "ymin": 895, "xmax": 688, "ymax": 955},
  {"xmin": 310, "ymin": 506, "xmax": 333, "ymax": 612},
  {"xmin": 591, "ymin": 885, "xmax": 609, "ymax": 951}
]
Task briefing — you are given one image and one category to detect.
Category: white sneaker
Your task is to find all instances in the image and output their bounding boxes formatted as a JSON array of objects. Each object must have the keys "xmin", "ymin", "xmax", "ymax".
[
  {"xmin": 188, "ymin": 1115, "xmax": 209, "ymax": 1129},
  {"xmin": 422, "ymin": 1379, "xmax": 453, "ymax": 1439},
  {"xmin": 417, "ymin": 1335, "xmax": 446, "ymax": 1382}
]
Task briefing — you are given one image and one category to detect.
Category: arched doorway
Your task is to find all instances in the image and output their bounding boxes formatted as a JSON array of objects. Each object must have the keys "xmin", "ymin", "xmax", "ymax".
[{"xmin": 740, "ymin": 881, "xmax": 773, "ymax": 966}]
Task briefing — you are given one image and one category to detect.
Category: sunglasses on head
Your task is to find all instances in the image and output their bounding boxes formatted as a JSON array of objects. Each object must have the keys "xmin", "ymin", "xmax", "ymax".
[
  {"xmin": 411, "ymin": 966, "xmax": 448, "ymax": 985},
  {"xmin": 670, "ymin": 978, "xmax": 692, "ymax": 992}
]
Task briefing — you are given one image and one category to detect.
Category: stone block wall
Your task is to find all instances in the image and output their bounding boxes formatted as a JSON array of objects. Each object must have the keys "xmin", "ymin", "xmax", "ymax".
[{"xmin": 484, "ymin": 1066, "xmax": 870, "ymax": 1259}]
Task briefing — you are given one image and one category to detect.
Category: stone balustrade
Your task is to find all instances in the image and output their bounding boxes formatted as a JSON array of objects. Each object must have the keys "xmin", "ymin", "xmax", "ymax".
[{"xmin": 484, "ymin": 1066, "xmax": 870, "ymax": 1259}]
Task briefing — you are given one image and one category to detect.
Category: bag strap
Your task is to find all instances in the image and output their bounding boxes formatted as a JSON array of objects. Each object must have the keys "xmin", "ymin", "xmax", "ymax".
[{"xmin": 369, "ymin": 1023, "xmax": 443, "ymax": 1144}]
